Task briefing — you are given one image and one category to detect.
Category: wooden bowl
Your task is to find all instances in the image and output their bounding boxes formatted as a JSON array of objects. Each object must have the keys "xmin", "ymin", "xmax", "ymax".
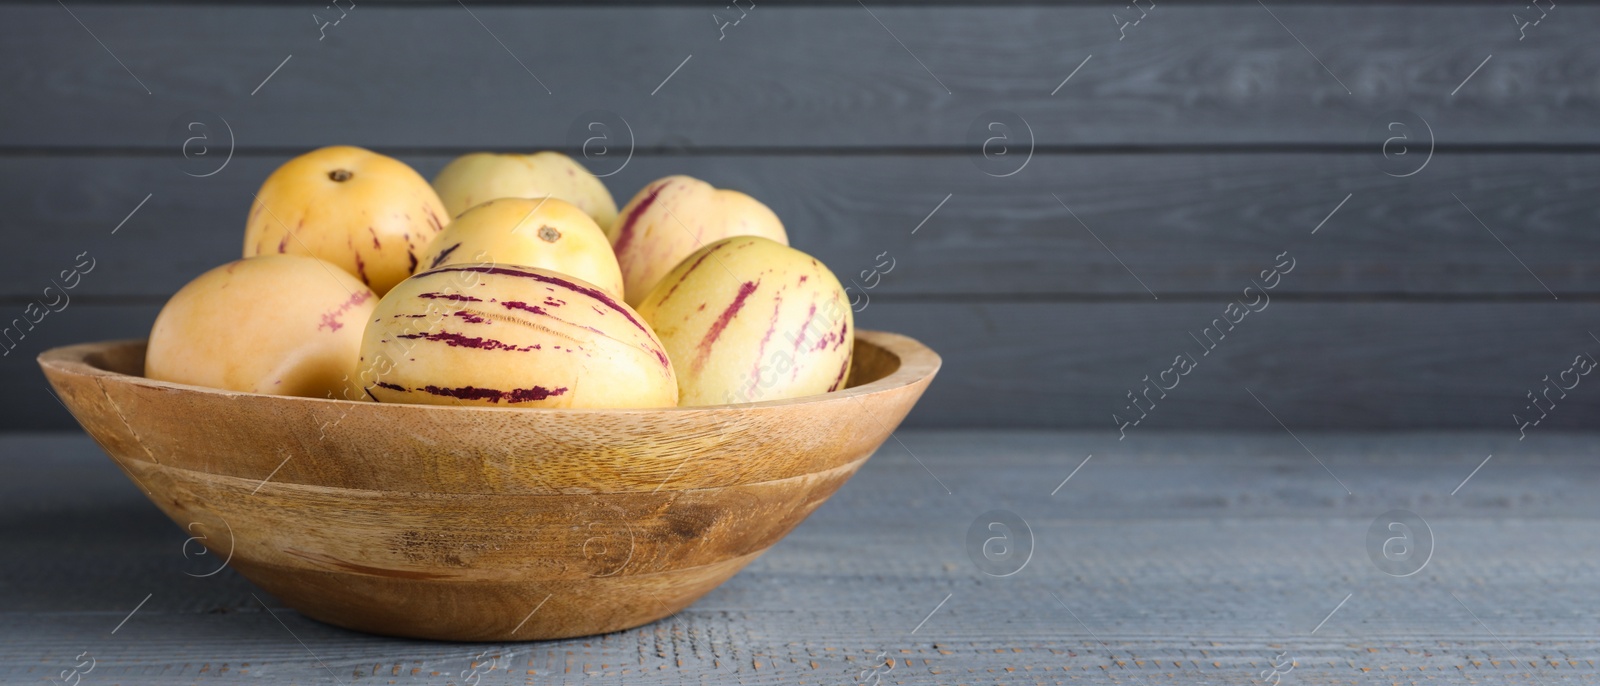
[{"xmin": 38, "ymin": 331, "xmax": 938, "ymax": 641}]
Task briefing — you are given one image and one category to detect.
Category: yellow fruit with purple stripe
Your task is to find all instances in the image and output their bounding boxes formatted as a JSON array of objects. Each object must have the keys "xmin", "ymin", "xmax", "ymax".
[
  {"xmin": 147, "ymin": 255, "xmax": 376, "ymax": 398},
  {"xmin": 432, "ymin": 152, "xmax": 618, "ymax": 228},
  {"xmin": 356, "ymin": 264, "xmax": 676, "ymax": 409},
  {"xmin": 608, "ymin": 175, "xmax": 787, "ymax": 307},
  {"xmin": 637, "ymin": 236, "xmax": 852, "ymax": 407},
  {"xmin": 244, "ymin": 146, "xmax": 447, "ymax": 295},
  {"xmin": 416, "ymin": 197, "xmax": 624, "ymax": 300}
]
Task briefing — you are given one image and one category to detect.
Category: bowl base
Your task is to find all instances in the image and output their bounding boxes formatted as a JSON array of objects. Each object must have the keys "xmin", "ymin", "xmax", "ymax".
[{"xmin": 241, "ymin": 551, "xmax": 762, "ymax": 642}]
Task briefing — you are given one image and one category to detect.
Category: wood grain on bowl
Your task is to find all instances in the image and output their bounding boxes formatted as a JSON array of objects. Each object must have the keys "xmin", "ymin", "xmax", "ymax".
[{"xmin": 37, "ymin": 331, "xmax": 938, "ymax": 641}]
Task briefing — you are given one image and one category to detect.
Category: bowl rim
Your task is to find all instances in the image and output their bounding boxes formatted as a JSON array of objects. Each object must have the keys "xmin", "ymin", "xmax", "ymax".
[{"xmin": 38, "ymin": 329, "xmax": 940, "ymax": 414}]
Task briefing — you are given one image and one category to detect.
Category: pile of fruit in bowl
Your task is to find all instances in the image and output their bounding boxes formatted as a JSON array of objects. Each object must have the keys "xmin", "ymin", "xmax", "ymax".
[{"xmin": 40, "ymin": 146, "xmax": 939, "ymax": 641}]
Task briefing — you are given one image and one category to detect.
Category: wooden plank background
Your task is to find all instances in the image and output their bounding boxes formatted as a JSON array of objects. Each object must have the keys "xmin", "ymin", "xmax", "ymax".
[
  {"xmin": 4, "ymin": 5, "xmax": 1597, "ymax": 147},
  {"xmin": 2, "ymin": 1, "xmax": 1595, "ymax": 430}
]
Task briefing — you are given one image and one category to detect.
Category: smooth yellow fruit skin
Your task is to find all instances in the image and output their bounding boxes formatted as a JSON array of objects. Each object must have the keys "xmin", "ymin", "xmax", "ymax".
[
  {"xmin": 432, "ymin": 152, "xmax": 619, "ymax": 228},
  {"xmin": 637, "ymin": 236, "xmax": 852, "ymax": 407},
  {"xmin": 244, "ymin": 145, "xmax": 447, "ymax": 296},
  {"xmin": 356, "ymin": 264, "xmax": 676, "ymax": 409},
  {"xmin": 608, "ymin": 175, "xmax": 788, "ymax": 307},
  {"xmin": 146, "ymin": 255, "xmax": 377, "ymax": 398},
  {"xmin": 416, "ymin": 197, "xmax": 625, "ymax": 301}
]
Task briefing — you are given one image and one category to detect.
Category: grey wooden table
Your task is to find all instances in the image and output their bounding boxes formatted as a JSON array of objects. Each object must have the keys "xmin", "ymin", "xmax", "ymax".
[{"xmin": 4, "ymin": 430, "xmax": 1598, "ymax": 685}]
